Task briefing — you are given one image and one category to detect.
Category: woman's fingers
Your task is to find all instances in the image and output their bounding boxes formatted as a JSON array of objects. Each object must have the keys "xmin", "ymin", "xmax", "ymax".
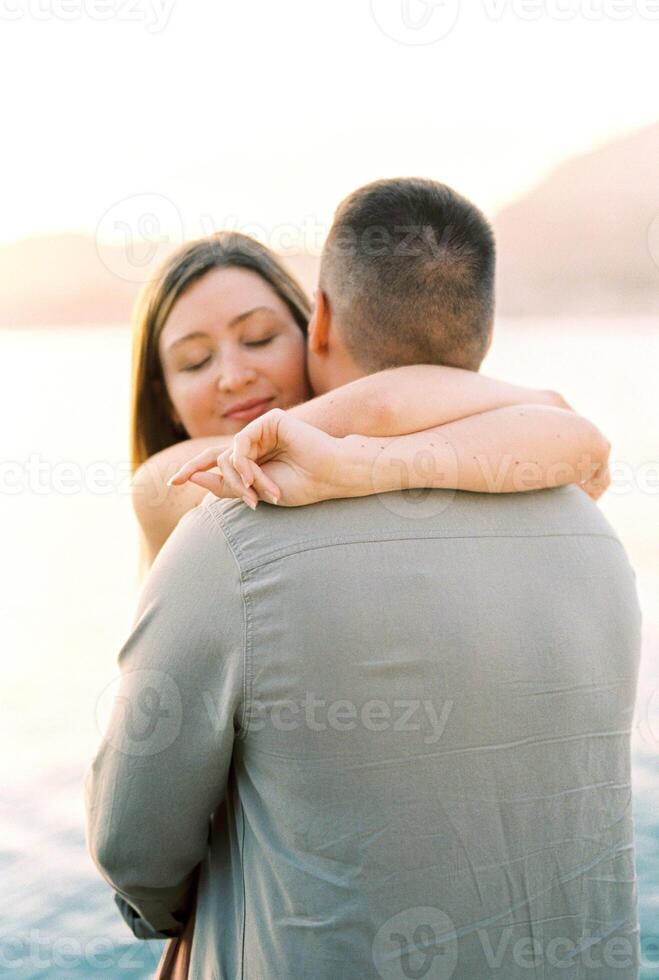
[
  {"xmin": 231, "ymin": 454, "xmax": 281, "ymax": 502},
  {"xmin": 244, "ymin": 462, "xmax": 281, "ymax": 505},
  {"xmin": 231, "ymin": 428, "xmax": 261, "ymax": 465},
  {"xmin": 218, "ymin": 450, "xmax": 248, "ymax": 492},
  {"xmin": 580, "ymin": 461, "xmax": 610, "ymax": 501},
  {"xmin": 189, "ymin": 471, "xmax": 258, "ymax": 509},
  {"xmin": 188, "ymin": 472, "xmax": 226, "ymax": 496},
  {"xmin": 582, "ymin": 461, "xmax": 610, "ymax": 501},
  {"xmin": 217, "ymin": 450, "xmax": 281, "ymax": 506},
  {"xmin": 231, "ymin": 409, "xmax": 284, "ymax": 471},
  {"xmin": 165, "ymin": 411, "xmax": 284, "ymax": 507},
  {"xmin": 230, "ymin": 448, "xmax": 256, "ymax": 489},
  {"xmin": 169, "ymin": 447, "xmax": 278, "ymax": 509},
  {"xmin": 168, "ymin": 448, "xmax": 222, "ymax": 486},
  {"xmin": 215, "ymin": 453, "xmax": 258, "ymax": 506}
]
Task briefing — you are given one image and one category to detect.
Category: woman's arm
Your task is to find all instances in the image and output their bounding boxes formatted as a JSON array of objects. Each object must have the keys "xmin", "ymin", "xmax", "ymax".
[
  {"xmin": 288, "ymin": 364, "xmax": 571, "ymax": 438},
  {"xmin": 171, "ymin": 404, "xmax": 610, "ymax": 507},
  {"xmin": 132, "ymin": 436, "xmax": 233, "ymax": 566},
  {"xmin": 137, "ymin": 365, "xmax": 571, "ymax": 562},
  {"xmin": 340, "ymin": 405, "xmax": 610, "ymax": 499}
]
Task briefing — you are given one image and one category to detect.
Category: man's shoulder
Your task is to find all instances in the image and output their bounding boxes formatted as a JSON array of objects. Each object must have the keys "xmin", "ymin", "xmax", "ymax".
[
  {"xmin": 134, "ymin": 496, "xmax": 245, "ymax": 627},
  {"xmin": 152, "ymin": 494, "xmax": 243, "ymax": 579},
  {"xmin": 197, "ymin": 485, "xmax": 621, "ymax": 575}
]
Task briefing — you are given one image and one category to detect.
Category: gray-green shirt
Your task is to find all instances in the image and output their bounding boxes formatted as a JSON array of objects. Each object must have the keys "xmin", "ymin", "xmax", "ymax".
[{"xmin": 85, "ymin": 485, "xmax": 642, "ymax": 979}]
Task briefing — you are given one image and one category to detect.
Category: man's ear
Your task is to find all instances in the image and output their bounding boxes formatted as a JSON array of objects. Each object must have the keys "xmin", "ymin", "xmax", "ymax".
[{"xmin": 307, "ymin": 289, "xmax": 331, "ymax": 354}]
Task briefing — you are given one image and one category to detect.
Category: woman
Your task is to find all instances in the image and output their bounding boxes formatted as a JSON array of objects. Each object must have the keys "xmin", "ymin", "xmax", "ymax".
[{"xmin": 131, "ymin": 232, "xmax": 608, "ymax": 566}]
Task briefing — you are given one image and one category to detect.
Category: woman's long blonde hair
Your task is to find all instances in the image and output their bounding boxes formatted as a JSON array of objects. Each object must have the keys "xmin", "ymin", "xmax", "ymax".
[{"xmin": 130, "ymin": 232, "xmax": 311, "ymax": 472}]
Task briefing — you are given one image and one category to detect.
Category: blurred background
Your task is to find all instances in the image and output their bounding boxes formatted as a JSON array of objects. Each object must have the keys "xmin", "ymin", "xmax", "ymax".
[{"xmin": 0, "ymin": 1, "xmax": 657, "ymax": 976}]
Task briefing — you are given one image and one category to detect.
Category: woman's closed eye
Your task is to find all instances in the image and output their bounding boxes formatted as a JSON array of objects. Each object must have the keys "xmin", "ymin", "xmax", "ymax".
[
  {"xmin": 180, "ymin": 335, "xmax": 275, "ymax": 370},
  {"xmin": 182, "ymin": 355, "xmax": 212, "ymax": 372},
  {"xmin": 244, "ymin": 335, "xmax": 275, "ymax": 348}
]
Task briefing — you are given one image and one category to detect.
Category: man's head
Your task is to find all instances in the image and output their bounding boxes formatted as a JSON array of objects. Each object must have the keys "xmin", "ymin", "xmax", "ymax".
[{"xmin": 307, "ymin": 177, "xmax": 496, "ymax": 395}]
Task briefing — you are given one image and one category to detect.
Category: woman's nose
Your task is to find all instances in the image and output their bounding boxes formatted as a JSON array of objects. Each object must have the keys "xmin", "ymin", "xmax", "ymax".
[{"xmin": 215, "ymin": 352, "xmax": 257, "ymax": 392}]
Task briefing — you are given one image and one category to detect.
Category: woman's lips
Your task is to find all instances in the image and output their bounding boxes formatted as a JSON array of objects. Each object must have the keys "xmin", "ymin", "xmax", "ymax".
[{"xmin": 223, "ymin": 397, "xmax": 275, "ymax": 421}]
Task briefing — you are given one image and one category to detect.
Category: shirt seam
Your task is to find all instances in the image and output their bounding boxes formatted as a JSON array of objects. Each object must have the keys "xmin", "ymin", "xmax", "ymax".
[
  {"xmin": 239, "ymin": 793, "xmax": 246, "ymax": 980},
  {"xmin": 234, "ymin": 530, "xmax": 623, "ymax": 576},
  {"xmin": 204, "ymin": 504, "xmax": 253, "ymax": 741}
]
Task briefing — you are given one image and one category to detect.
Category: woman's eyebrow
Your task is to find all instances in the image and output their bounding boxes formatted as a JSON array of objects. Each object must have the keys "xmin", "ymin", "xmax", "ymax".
[
  {"xmin": 227, "ymin": 306, "xmax": 278, "ymax": 328},
  {"xmin": 166, "ymin": 331, "xmax": 209, "ymax": 353}
]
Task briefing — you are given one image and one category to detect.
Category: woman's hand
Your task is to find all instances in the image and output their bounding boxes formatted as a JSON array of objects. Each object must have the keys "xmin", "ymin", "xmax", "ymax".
[
  {"xmin": 580, "ymin": 460, "xmax": 611, "ymax": 501},
  {"xmin": 169, "ymin": 409, "xmax": 354, "ymax": 508},
  {"xmin": 168, "ymin": 447, "xmax": 263, "ymax": 509}
]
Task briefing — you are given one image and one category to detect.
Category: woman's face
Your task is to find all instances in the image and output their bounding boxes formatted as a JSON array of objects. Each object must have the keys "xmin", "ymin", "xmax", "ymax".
[{"xmin": 158, "ymin": 266, "xmax": 311, "ymax": 438}]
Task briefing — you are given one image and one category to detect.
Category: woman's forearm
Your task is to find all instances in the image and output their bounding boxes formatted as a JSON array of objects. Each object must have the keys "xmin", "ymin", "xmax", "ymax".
[
  {"xmin": 132, "ymin": 435, "xmax": 233, "ymax": 565},
  {"xmin": 289, "ymin": 364, "xmax": 570, "ymax": 438},
  {"xmin": 339, "ymin": 405, "xmax": 609, "ymax": 497}
]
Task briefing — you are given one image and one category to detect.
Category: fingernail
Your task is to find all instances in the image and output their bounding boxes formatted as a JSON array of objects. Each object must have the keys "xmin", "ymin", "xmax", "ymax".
[
  {"xmin": 267, "ymin": 493, "xmax": 279, "ymax": 505},
  {"xmin": 166, "ymin": 477, "xmax": 176, "ymax": 486},
  {"xmin": 242, "ymin": 496, "xmax": 257, "ymax": 510}
]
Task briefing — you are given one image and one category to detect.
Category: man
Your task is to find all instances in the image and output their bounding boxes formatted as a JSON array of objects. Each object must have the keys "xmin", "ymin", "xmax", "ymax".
[{"xmin": 85, "ymin": 179, "xmax": 641, "ymax": 978}]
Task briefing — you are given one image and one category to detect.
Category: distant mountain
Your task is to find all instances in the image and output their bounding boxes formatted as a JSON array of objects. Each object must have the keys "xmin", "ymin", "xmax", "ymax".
[
  {"xmin": 494, "ymin": 122, "xmax": 659, "ymax": 315},
  {"xmin": 0, "ymin": 234, "xmax": 138, "ymax": 326},
  {"xmin": 1, "ymin": 123, "xmax": 657, "ymax": 326},
  {"xmin": 0, "ymin": 234, "xmax": 321, "ymax": 327}
]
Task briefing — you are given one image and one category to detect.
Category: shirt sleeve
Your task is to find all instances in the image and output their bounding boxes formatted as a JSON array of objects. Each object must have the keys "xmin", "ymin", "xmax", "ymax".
[{"xmin": 84, "ymin": 502, "xmax": 245, "ymax": 937}]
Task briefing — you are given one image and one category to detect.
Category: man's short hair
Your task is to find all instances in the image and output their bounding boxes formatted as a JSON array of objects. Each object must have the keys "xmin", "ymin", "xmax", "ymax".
[{"xmin": 320, "ymin": 177, "xmax": 496, "ymax": 372}]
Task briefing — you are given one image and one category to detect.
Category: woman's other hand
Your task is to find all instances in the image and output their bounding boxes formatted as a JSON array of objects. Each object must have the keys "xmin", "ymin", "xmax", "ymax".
[
  {"xmin": 167, "ymin": 446, "xmax": 262, "ymax": 509},
  {"xmin": 231, "ymin": 409, "xmax": 349, "ymax": 506},
  {"xmin": 169, "ymin": 409, "xmax": 353, "ymax": 507},
  {"xmin": 580, "ymin": 460, "xmax": 611, "ymax": 501}
]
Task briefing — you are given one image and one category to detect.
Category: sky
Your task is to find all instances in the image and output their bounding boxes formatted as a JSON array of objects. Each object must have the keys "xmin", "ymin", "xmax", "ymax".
[{"xmin": 1, "ymin": 0, "xmax": 658, "ymax": 248}]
